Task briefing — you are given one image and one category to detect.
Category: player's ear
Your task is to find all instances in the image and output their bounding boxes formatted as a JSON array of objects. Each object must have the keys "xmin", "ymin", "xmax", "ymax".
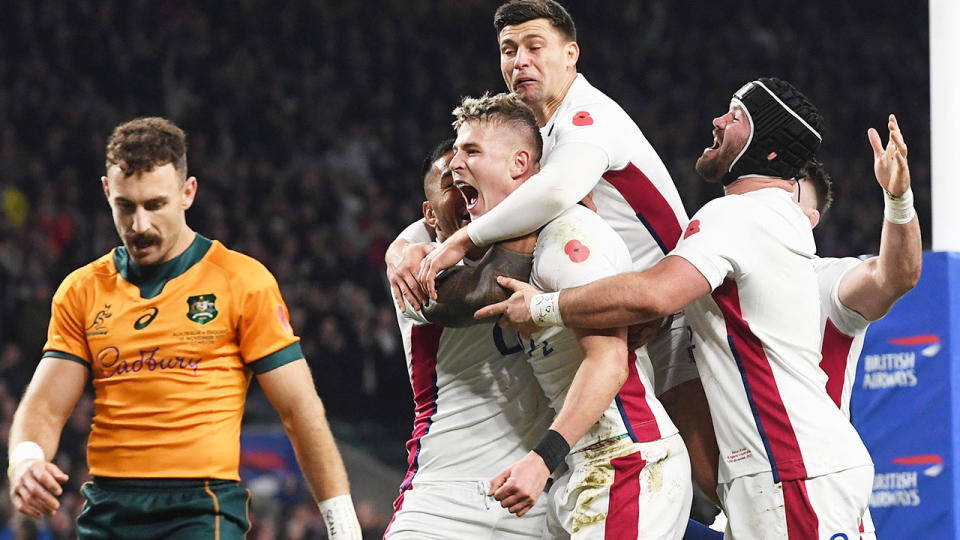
[
  {"xmin": 806, "ymin": 208, "xmax": 820, "ymax": 229},
  {"xmin": 511, "ymin": 148, "xmax": 532, "ymax": 180},
  {"xmin": 181, "ymin": 176, "xmax": 198, "ymax": 209},
  {"xmin": 101, "ymin": 176, "xmax": 110, "ymax": 199},
  {"xmin": 565, "ymin": 41, "xmax": 579, "ymax": 68},
  {"xmin": 423, "ymin": 201, "xmax": 438, "ymax": 228}
]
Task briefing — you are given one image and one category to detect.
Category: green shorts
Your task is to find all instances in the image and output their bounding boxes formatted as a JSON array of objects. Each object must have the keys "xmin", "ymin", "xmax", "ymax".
[{"xmin": 78, "ymin": 477, "xmax": 251, "ymax": 540}]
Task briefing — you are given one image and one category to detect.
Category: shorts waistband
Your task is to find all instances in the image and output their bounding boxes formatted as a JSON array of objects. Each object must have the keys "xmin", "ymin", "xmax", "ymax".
[{"xmin": 92, "ymin": 477, "xmax": 238, "ymax": 491}]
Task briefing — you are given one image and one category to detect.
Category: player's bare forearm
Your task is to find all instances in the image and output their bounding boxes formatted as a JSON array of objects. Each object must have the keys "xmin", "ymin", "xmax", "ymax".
[
  {"xmin": 549, "ymin": 328, "xmax": 629, "ymax": 445},
  {"xmin": 283, "ymin": 399, "xmax": 351, "ymax": 500},
  {"xmin": 558, "ymin": 256, "xmax": 710, "ymax": 329},
  {"xmin": 877, "ymin": 216, "xmax": 922, "ymax": 293},
  {"xmin": 840, "ymin": 217, "xmax": 922, "ymax": 321},
  {"xmin": 10, "ymin": 358, "xmax": 88, "ymax": 459},
  {"xmin": 9, "ymin": 358, "xmax": 86, "ymax": 517},
  {"xmin": 259, "ymin": 360, "xmax": 351, "ymax": 501},
  {"xmin": 423, "ymin": 242, "xmax": 534, "ymax": 327}
]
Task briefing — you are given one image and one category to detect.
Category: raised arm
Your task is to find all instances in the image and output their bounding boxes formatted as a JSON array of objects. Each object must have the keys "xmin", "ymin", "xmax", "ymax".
[
  {"xmin": 257, "ymin": 359, "xmax": 362, "ymax": 539},
  {"xmin": 8, "ymin": 358, "xmax": 88, "ymax": 518},
  {"xmin": 489, "ymin": 326, "xmax": 629, "ymax": 516},
  {"xmin": 836, "ymin": 114, "xmax": 922, "ymax": 320},
  {"xmin": 418, "ymin": 144, "xmax": 608, "ymax": 295}
]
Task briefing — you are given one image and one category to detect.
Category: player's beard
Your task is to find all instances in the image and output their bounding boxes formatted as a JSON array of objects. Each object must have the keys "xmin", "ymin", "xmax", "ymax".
[{"xmin": 695, "ymin": 149, "xmax": 731, "ymax": 183}]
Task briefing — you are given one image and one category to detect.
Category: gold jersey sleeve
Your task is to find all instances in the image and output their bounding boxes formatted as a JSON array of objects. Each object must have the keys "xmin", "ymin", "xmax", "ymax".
[{"xmin": 42, "ymin": 238, "xmax": 302, "ymax": 480}]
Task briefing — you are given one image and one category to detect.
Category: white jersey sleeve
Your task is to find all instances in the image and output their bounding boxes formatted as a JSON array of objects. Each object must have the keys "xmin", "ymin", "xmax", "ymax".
[
  {"xmin": 531, "ymin": 205, "xmax": 632, "ymax": 292},
  {"xmin": 813, "ymin": 256, "xmax": 871, "ymax": 336},
  {"xmin": 465, "ymin": 145, "xmax": 608, "ymax": 247},
  {"xmin": 397, "ymin": 218, "xmax": 433, "ymax": 244},
  {"xmin": 813, "ymin": 256, "xmax": 871, "ymax": 418},
  {"xmin": 666, "ymin": 198, "xmax": 742, "ymax": 289}
]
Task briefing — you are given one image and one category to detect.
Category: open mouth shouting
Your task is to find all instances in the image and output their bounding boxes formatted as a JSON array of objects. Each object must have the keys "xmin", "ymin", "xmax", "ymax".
[
  {"xmin": 455, "ymin": 180, "xmax": 480, "ymax": 211},
  {"xmin": 704, "ymin": 127, "xmax": 722, "ymax": 155}
]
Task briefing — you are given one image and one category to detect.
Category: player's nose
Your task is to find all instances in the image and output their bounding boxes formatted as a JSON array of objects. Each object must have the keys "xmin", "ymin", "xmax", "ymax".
[
  {"xmin": 449, "ymin": 149, "xmax": 465, "ymax": 170},
  {"xmin": 514, "ymin": 46, "xmax": 531, "ymax": 68},
  {"xmin": 131, "ymin": 207, "xmax": 151, "ymax": 233}
]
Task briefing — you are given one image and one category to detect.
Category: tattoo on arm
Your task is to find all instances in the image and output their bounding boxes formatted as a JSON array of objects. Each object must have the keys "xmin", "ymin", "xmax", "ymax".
[{"xmin": 422, "ymin": 244, "xmax": 533, "ymax": 327}]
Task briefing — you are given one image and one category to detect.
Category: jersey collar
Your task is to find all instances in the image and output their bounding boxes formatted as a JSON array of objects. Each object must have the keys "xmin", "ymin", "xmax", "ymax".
[{"xmin": 113, "ymin": 234, "xmax": 213, "ymax": 299}]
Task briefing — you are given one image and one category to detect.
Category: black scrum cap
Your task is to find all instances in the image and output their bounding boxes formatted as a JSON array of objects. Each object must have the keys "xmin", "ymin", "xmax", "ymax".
[{"xmin": 722, "ymin": 78, "xmax": 823, "ymax": 186}]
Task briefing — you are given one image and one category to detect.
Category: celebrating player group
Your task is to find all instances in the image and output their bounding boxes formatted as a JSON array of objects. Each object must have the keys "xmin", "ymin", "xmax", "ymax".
[{"xmin": 385, "ymin": 1, "xmax": 921, "ymax": 539}]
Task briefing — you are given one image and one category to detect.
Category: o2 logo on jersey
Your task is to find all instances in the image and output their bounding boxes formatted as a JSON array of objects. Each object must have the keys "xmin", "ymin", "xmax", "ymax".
[
  {"xmin": 830, "ymin": 534, "xmax": 848, "ymax": 540},
  {"xmin": 134, "ymin": 307, "xmax": 159, "ymax": 330}
]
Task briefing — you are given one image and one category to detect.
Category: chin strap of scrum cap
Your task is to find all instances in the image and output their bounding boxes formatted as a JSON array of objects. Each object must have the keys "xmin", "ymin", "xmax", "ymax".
[{"xmin": 722, "ymin": 80, "xmax": 822, "ymax": 186}]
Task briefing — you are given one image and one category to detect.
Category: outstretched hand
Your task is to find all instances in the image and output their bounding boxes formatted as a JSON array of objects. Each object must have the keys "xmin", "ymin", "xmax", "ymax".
[
  {"xmin": 868, "ymin": 114, "xmax": 910, "ymax": 197},
  {"xmin": 474, "ymin": 276, "xmax": 542, "ymax": 338}
]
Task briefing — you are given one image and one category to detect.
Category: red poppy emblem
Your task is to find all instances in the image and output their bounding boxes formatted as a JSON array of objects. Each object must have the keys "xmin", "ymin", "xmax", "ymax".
[
  {"xmin": 683, "ymin": 219, "xmax": 701, "ymax": 239},
  {"xmin": 572, "ymin": 111, "xmax": 593, "ymax": 126},
  {"xmin": 564, "ymin": 239, "xmax": 590, "ymax": 263}
]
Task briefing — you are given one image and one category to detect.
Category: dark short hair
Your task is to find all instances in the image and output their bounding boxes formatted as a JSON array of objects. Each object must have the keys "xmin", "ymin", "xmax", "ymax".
[
  {"xmin": 494, "ymin": 0, "xmax": 576, "ymax": 42},
  {"xmin": 106, "ymin": 117, "xmax": 187, "ymax": 178},
  {"xmin": 453, "ymin": 92, "xmax": 543, "ymax": 165},
  {"xmin": 421, "ymin": 138, "xmax": 455, "ymax": 179},
  {"xmin": 799, "ymin": 159, "xmax": 833, "ymax": 213}
]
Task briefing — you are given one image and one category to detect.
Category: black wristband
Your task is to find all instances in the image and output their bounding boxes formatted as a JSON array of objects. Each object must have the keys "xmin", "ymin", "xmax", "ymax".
[{"xmin": 532, "ymin": 429, "xmax": 570, "ymax": 473}]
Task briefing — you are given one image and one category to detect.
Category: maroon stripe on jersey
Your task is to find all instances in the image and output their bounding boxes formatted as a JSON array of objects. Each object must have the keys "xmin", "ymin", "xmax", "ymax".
[
  {"xmin": 820, "ymin": 319, "xmax": 854, "ymax": 409},
  {"xmin": 615, "ymin": 350, "xmax": 662, "ymax": 442},
  {"xmin": 602, "ymin": 162, "xmax": 683, "ymax": 254},
  {"xmin": 606, "ymin": 451, "xmax": 647, "ymax": 538},
  {"xmin": 783, "ymin": 478, "xmax": 819, "ymax": 539},
  {"xmin": 712, "ymin": 278, "xmax": 808, "ymax": 481},
  {"xmin": 384, "ymin": 489, "xmax": 406, "ymax": 535},
  {"xmin": 397, "ymin": 324, "xmax": 443, "ymax": 493}
]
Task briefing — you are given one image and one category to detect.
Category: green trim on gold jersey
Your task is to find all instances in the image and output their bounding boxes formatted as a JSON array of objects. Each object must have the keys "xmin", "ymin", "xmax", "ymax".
[
  {"xmin": 42, "ymin": 350, "xmax": 91, "ymax": 369},
  {"xmin": 114, "ymin": 235, "xmax": 213, "ymax": 299},
  {"xmin": 249, "ymin": 342, "xmax": 303, "ymax": 374}
]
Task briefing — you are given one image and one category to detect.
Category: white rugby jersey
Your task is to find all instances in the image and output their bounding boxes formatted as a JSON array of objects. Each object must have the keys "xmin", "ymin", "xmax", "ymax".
[
  {"xmin": 813, "ymin": 256, "xmax": 870, "ymax": 420},
  {"xmin": 393, "ymin": 255, "xmax": 553, "ymax": 487},
  {"xmin": 669, "ymin": 188, "xmax": 872, "ymax": 484},
  {"xmin": 527, "ymin": 205, "xmax": 677, "ymax": 451},
  {"xmin": 467, "ymin": 74, "xmax": 688, "ymax": 272},
  {"xmin": 543, "ymin": 75, "xmax": 689, "ymax": 270}
]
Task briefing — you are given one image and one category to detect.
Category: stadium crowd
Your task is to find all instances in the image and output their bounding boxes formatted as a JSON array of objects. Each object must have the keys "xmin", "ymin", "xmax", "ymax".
[{"xmin": 0, "ymin": 1, "xmax": 929, "ymax": 537}]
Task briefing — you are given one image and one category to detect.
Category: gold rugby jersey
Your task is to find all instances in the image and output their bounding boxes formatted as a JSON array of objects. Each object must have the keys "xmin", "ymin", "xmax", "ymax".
[{"xmin": 42, "ymin": 235, "xmax": 302, "ymax": 480}]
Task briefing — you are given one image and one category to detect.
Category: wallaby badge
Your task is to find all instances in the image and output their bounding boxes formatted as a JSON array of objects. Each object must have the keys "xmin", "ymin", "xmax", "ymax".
[{"xmin": 186, "ymin": 294, "xmax": 218, "ymax": 325}]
